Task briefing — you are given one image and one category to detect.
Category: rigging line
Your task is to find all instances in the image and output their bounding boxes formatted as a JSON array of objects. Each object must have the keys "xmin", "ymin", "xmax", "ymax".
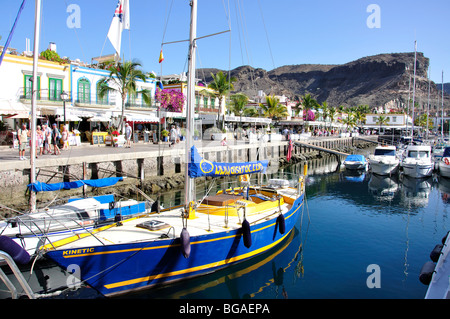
[
  {"xmin": 233, "ymin": 0, "xmax": 244, "ymax": 66},
  {"xmin": 161, "ymin": 0, "xmax": 175, "ymax": 45},
  {"xmin": 257, "ymin": 0, "xmax": 281, "ymax": 93},
  {"xmin": 235, "ymin": 0, "xmax": 257, "ymax": 97}
]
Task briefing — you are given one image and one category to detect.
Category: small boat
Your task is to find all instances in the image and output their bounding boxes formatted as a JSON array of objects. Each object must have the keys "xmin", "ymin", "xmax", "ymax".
[
  {"xmin": 343, "ymin": 154, "xmax": 368, "ymax": 171},
  {"xmin": 368, "ymin": 145, "xmax": 399, "ymax": 176},
  {"xmin": 401, "ymin": 145, "xmax": 433, "ymax": 178},
  {"xmin": 438, "ymin": 147, "xmax": 450, "ymax": 178},
  {"xmin": 0, "ymin": 190, "xmax": 153, "ymax": 256},
  {"xmin": 41, "ymin": 147, "xmax": 305, "ymax": 297},
  {"xmin": 419, "ymin": 231, "xmax": 450, "ymax": 299}
]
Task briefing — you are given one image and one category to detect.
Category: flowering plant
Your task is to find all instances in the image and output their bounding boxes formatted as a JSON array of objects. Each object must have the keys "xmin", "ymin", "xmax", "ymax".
[
  {"xmin": 155, "ymin": 88, "xmax": 185, "ymax": 113},
  {"xmin": 303, "ymin": 109, "xmax": 315, "ymax": 121},
  {"xmin": 111, "ymin": 130, "xmax": 120, "ymax": 137}
]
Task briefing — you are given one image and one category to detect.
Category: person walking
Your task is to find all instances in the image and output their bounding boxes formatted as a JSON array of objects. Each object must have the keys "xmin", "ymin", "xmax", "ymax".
[
  {"xmin": 61, "ymin": 126, "xmax": 69, "ymax": 151},
  {"xmin": 51, "ymin": 123, "xmax": 61, "ymax": 155},
  {"xmin": 36, "ymin": 125, "xmax": 44, "ymax": 156},
  {"xmin": 169, "ymin": 125, "xmax": 177, "ymax": 147},
  {"xmin": 125, "ymin": 123, "xmax": 132, "ymax": 148},
  {"xmin": 17, "ymin": 123, "xmax": 29, "ymax": 160}
]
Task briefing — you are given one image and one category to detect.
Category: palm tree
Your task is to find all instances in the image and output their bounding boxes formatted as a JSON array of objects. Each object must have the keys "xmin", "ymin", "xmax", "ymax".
[
  {"xmin": 98, "ymin": 61, "xmax": 151, "ymax": 133},
  {"xmin": 375, "ymin": 115, "xmax": 390, "ymax": 132},
  {"xmin": 327, "ymin": 106, "xmax": 337, "ymax": 128},
  {"xmin": 229, "ymin": 93, "xmax": 249, "ymax": 127},
  {"xmin": 339, "ymin": 113, "xmax": 357, "ymax": 132},
  {"xmin": 259, "ymin": 95, "xmax": 289, "ymax": 120},
  {"xmin": 301, "ymin": 94, "xmax": 319, "ymax": 121},
  {"xmin": 207, "ymin": 71, "xmax": 236, "ymax": 130},
  {"xmin": 320, "ymin": 101, "xmax": 329, "ymax": 123}
]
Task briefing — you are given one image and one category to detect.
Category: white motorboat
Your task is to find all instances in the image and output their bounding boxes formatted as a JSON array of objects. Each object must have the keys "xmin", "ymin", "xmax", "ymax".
[
  {"xmin": 369, "ymin": 145, "xmax": 399, "ymax": 176},
  {"xmin": 401, "ymin": 145, "xmax": 433, "ymax": 178},
  {"xmin": 343, "ymin": 154, "xmax": 368, "ymax": 170},
  {"xmin": 438, "ymin": 147, "xmax": 450, "ymax": 178}
]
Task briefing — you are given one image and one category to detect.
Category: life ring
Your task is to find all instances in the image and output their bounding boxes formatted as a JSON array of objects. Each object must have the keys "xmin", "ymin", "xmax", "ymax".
[
  {"xmin": 239, "ymin": 174, "xmax": 250, "ymax": 183},
  {"xmin": 445, "ymin": 158, "xmax": 450, "ymax": 165}
]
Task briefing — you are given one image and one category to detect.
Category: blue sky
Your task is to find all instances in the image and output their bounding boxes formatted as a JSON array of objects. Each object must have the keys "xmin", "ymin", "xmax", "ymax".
[{"xmin": 1, "ymin": 0, "xmax": 449, "ymax": 83}]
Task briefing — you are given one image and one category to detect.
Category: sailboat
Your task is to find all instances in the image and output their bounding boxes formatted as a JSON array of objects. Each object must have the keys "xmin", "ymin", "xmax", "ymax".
[
  {"xmin": 39, "ymin": 0, "xmax": 305, "ymax": 297},
  {"xmin": 0, "ymin": 1, "xmax": 152, "ymax": 261}
]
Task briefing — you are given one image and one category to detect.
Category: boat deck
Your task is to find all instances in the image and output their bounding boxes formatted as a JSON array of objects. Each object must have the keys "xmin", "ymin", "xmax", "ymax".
[{"xmin": 44, "ymin": 187, "xmax": 298, "ymax": 250}]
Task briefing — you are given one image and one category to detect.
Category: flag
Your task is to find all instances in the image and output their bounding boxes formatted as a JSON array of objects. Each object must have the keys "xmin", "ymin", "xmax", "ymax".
[
  {"xmin": 287, "ymin": 138, "xmax": 294, "ymax": 162},
  {"xmin": 107, "ymin": 0, "xmax": 130, "ymax": 57},
  {"xmin": 158, "ymin": 50, "xmax": 164, "ymax": 63}
]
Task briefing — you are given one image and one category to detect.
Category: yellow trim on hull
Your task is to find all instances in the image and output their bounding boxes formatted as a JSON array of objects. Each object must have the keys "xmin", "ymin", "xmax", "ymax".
[{"xmin": 104, "ymin": 229, "xmax": 293, "ymax": 290}]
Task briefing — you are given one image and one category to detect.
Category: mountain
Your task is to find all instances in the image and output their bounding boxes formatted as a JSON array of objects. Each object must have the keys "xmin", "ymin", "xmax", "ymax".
[{"xmin": 199, "ymin": 52, "xmax": 449, "ymax": 112}]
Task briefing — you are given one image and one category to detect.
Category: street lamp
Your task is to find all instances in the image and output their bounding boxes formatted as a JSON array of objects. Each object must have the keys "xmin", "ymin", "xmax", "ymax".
[{"xmin": 60, "ymin": 91, "xmax": 69, "ymax": 125}]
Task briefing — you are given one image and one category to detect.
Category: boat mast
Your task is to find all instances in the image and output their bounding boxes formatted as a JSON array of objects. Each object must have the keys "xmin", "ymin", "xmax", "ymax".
[
  {"xmin": 411, "ymin": 40, "xmax": 417, "ymax": 138},
  {"xmin": 426, "ymin": 65, "xmax": 430, "ymax": 140},
  {"xmin": 29, "ymin": 0, "xmax": 41, "ymax": 213},
  {"xmin": 442, "ymin": 70, "xmax": 444, "ymax": 138},
  {"xmin": 184, "ymin": 0, "xmax": 197, "ymax": 206}
]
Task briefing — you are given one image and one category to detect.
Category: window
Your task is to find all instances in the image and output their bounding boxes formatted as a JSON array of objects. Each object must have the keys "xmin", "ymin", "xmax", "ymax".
[
  {"xmin": 49, "ymin": 78, "xmax": 63, "ymax": 101},
  {"xmin": 24, "ymin": 74, "xmax": 40, "ymax": 99},
  {"xmin": 96, "ymin": 81, "xmax": 108, "ymax": 105},
  {"xmin": 210, "ymin": 97, "xmax": 216, "ymax": 109},
  {"xmin": 203, "ymin": 96, "xmax": 208, "ymax": 108},
  {"xmin": 77, "ymin": 78, "xmax": 90, "ymax": 103},
  {"xmin": 392, "ymin": 116, "xmax": 397, "ymax": 123}
]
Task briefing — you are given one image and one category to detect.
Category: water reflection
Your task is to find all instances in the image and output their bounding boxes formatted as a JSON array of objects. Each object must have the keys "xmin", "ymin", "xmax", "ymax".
[
  {"xmin": 400, "ymin": 175, "xmax": 432, "ymax": 207},
  {"xmin": 368, "ymin": 174, "xmax": 399, "ymax": 201},
  {"xmin": 146, "ymin": 154, "xmax": 449, "ymax": 299}
]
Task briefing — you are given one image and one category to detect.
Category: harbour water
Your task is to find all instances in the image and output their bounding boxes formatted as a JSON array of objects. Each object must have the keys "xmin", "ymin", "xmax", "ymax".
[{"xmin": 125, "ymin": 152, "xmax": 449, "ymax": 299}]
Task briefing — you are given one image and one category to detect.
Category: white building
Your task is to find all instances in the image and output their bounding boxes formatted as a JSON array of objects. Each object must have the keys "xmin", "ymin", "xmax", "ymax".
[{"xmin": 0, "ymin": 52, "xmax": 70, "ymax": 128}]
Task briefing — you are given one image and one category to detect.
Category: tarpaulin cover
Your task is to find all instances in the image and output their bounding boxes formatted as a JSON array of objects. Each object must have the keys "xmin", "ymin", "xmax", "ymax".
[{"xmin": 28, "ymin": 177, "xmax": 124, "ymax": 192}]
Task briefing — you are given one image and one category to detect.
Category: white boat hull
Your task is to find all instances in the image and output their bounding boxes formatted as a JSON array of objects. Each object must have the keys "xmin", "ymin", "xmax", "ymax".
[
  {"xmin": 402, "ymin": 163, "xmax": 433, "ymax": 178},
  {"xmin": 343, "ymin": 162, "xmax": 367, "ymax": 170},
  {"xmin": 370, "ymin": 161, "xmax": 399, "ymax": 176},
  {"xmin": 439, "ymin": 159, "xmax": 450, "ymax": 178}
]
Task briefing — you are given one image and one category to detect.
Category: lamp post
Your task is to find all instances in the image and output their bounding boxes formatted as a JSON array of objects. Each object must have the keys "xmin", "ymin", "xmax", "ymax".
[{"xmin": 60, "ymin": 91, "xmax": 69, "ymax": 126}]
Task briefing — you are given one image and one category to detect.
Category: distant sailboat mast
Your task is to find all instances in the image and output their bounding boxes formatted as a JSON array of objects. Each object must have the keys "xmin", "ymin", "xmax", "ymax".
[
  {"xmin": 442, "ymin": 70, "xmax": 444, "ymax": 137},
  {"xmin": 411, "ymin": 40, "xmax": 417, "ymax": 138}
]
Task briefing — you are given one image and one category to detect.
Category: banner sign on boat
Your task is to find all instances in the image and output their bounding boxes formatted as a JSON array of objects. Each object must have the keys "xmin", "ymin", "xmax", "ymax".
[{"xmin": 188, "ymin": 146, "xmax": 268, "ymax": 178}]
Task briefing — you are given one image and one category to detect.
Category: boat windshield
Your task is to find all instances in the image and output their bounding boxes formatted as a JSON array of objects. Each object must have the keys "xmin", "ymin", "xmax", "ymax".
[
  {"xmin": 408, "ymin": 150, "xmax": 429, "ymax": 158},
  {"xmin": 374, "ymin": 149, "xmax": 395, "ymax": 156}
]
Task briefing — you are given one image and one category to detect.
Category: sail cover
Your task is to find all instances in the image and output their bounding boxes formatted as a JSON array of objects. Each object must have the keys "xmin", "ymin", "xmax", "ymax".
[
  {"xmin": 28, "ymin": 177, "xmax": 124, "ymax": 192},
  {"xmin": 188, "ymin": 146, "xmax": 268, "ymax": 178}
]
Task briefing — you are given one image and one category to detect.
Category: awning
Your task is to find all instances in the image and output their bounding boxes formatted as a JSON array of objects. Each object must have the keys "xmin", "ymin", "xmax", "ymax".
[
  {"xmin": 88, "ymin": 116, "xmax": 111, "ymax": 122},
  {"xmin": 125, "ymin": 114, "xmax": 159, "ymax": 123},
  {"xmin": 0, "ymin": 99, "xmax": 29, "ymax": 117}
]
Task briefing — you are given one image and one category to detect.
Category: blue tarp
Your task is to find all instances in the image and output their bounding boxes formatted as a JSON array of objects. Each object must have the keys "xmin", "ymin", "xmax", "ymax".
[
  {"xmin": 28, "ymin": 177, "xmax": 124, "ymax": 192},
  {"xmin": 188, "ymin": 146, "xmax": 268, "ymax": 178},
  {"xmin": 344, "ymin": 154, "xmax": 367, "ymax": 163}
]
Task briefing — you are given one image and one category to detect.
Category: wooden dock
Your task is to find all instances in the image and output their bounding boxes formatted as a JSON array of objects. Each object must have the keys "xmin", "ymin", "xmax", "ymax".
[{"xmin": 293, "ymin": 140, "xmax": 350, "ymax": 163}]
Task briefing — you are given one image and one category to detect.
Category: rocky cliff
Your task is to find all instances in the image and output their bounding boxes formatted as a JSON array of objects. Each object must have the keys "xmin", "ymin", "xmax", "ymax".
[{"xmin": 200, "ymin": 52, "xmax": 449, "ymax": 111}]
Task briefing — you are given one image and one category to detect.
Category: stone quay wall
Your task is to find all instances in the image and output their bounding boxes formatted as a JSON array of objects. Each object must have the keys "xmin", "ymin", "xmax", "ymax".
[{"xmin": 0, "ymin": 137, "xmax": 368, "ymax": 214}]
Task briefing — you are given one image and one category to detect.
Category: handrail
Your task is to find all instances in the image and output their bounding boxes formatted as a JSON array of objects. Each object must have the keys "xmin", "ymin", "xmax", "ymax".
[{"xmin": 0, "ymin": 251, "xmax": 35, "ymax": 299}]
